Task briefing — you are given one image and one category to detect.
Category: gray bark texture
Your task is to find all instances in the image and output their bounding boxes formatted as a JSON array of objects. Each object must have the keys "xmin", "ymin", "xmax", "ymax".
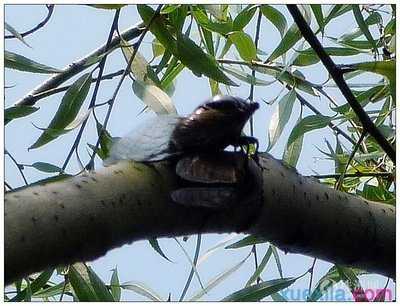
[{"xmin": 5, "ymin": 153, "xmax": 395, "ymax": 284}]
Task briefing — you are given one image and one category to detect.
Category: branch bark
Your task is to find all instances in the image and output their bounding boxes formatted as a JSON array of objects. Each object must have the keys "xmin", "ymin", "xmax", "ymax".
[{"xmin": 5, "ymin": 153, "xmax": 395, "ymax": 284}]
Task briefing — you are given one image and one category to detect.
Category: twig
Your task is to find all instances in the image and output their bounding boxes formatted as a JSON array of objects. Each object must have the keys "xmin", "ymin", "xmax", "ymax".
[
  {"xmin": 61, "ymin": 9, "xmax": 121, "ymax": 172},
  {"xmin": 311, "ymin": 172, "xmax": 393, "ymax": 179},
  {"xmin": 287, "ymin": 5, "xmax": 395, "ymax": 163},
  {"xmin": 5, "ymin": 150, "xmax": 28, "ymax": 186},
  {"xmin": 27, "ymin": 70, "xmax": 125, "ymax": 104},
  {"xmin": 5, "ymin": 5, "xmax": 55, "ymax": 39},
  {"xmin": 14, "ymin": 24, "xmax": 144, "ymax": 107},
  {"xmin": 248, "ymin": 8, "xmax": 262, "ymax": 136},
  {"xmin": 336, "ymin": 130, "xmax": 367, "ymax": 190},
  {"xmin": 249, "ymin": 8, "xmax": 263, "ymax": 283},
  {"xmin": 307, "ymin": 258, "xmax": 317, "ymax": 300},
  {"xmin": 86, "ymin": 5, "xmax": 163, "ymax": 169}
]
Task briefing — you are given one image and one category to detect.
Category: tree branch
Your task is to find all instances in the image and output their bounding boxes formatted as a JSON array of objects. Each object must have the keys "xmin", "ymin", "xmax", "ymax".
[
  {"xmin": 5, "ymin": 5, "xmax": 55, "ymax": 39},
  {"xmin": 14, "ymin": 24, "xmax": 144, "ymax": 107},
  {"xmin": 5, "ymin": 153, "xmax": 395, "ymax": 284},
  {"xmin": 287, "ymin": 4, "xmax": 395, "ymax": 163}
]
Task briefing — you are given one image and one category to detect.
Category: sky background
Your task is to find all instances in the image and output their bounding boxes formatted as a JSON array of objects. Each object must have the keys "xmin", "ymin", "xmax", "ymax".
[{"xmin": 4, "ymin": 4, "xmax": 395, "ymax": 301}]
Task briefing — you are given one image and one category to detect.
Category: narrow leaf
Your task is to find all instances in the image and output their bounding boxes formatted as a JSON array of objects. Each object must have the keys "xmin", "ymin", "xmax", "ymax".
[
  {"xmin": 287, "ymin": 115, "xmax": 332, "ymax": 148},
  {"xmin": 226, "ymin": 235, "xmax": 268, "ymax": 249},
  {"xmin": 68, "ymin": 265, "xmax": 98, "ymax": 301},
  {"xmin": 110, "ymin": 268, "xmax": 121, "ymax": 301},
  {"xmin": 121, "ymin": 282, "xmax": 163, "ymax": 301},
  {"xmin": 5, "ymin": 51, "xmax": 61, "ymax": 74},
  {"xmin": 222, "ymin": 277, "xmax": 298, "ymax": 301},
  {"xmin": 267, "ymin": 89, "xmax": 297, "ymax": 151},
  {"xmin": 5, "ymin": 22, "xmax": 31, "ymax": 47},
  {"xmin": 260, "ymin": 5, "xmax": 287, "ymax": 37},
  {"xmin": 87, "ymin": 266, "xmax": 115, "ymax": 301},
  {"xmin": 132, "ymin": 81, "xmax": 176, "ymax": 114},
  {"xmin": 148, "ymin": 238, "xmax": 173, "ymax": 262},
  {"xmin": 5, "ymin": 105, "xmax": 39, "ymax": 125},
  {"xmin": 29, "ymin": 73, "xmax": 92, "ymax": 149},
  {"xmin": 228, "ymin": 31, "xmax": 258, "ymax": 61}
]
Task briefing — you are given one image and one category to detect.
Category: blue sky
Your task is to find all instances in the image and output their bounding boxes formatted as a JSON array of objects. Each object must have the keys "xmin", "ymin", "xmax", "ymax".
[{"xmin": 4, "ymin": 4, "xmax": 395, "ymax": 301}]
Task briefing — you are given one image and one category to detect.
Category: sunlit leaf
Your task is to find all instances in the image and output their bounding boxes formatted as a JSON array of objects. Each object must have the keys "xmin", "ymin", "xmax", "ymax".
[
  {"xmin": 121, "ymin": 282, "xmax": 163, "ymax": 301},
  {"xmin": 132, "ymin": 81, "xmax": 176, "ymax": 114}
]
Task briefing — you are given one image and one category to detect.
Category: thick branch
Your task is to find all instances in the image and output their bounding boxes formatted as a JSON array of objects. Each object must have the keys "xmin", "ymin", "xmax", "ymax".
[
  {"xmin": 14, "ymin": 24, "xmax": 144, "ymax": 107},
  {"xmin": 287, "ymin": 5, "xmax": 395, "ymax": 163},
  {"xmin": 5, "ymin": 153, "xmax": 395, "ymax": 284}
]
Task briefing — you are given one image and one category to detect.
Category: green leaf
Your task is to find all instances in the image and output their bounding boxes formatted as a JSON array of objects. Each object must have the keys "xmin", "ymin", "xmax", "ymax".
[
  {"xmin": 362, "ymin": 183, "xmax": 395, "ymax": 205},
  {"xmin": 110, "ymin": 268, "xmax": 121, "ymax": 301},
  {"xmin": 148, "ymin": 238, "xmax": 173, "ymax": 262},
  {"xmin": 352, "ymin": 5, "xmax": 377, "ymax": 53},
  {"xmin": 336, "ymin": 265, "xmax": 368, "ymax": 301},
  {"xmin": 192, "ymin": 8, "xmax": 233, "ymax": 35},
  {"xmin": 87, "ymin": 266, "xmax": 115, "ymax": 301},
  {"xmin": 5, "ymin": 22, "xmax": 31, "ymax": 47},
  {"xmin": 222, "ymin": 277, "xmax": 298, "ymax": 301},
  {"xmin": 255, "ymin": 66, "xmax": 318, "ymax": 96},
  {"xmin": 175, "ymin": 32, "xmax": 237, "ymax": 86},
  {"xmin": 324, "ymin": 5, "xmax": 352, "ymax": 26},
  {"xmin": 121, "ymin": 282, "xmax": 163, "ymax": 301},
  {"xmin": 233, "ymin": 5, "xmax": 257, "ymax": 31},
  {"xmin": 120, "ymin": 41, "xmax": 160, "ymax": 85},
  {"xmin": 228, "ymin": 31, "xmax": 258, "ymax": 61},
  {"xmin": 137, "ymin": 5, "xmax": 177, "ymax": 53},
  {"xmin": 345, "ymin": 60, "xmax": 395, "ymax": 101},
  {"xmin": 34, "ymin": 281, "xmax": 70, "ymax": 298},
  {"xmin": 152, "ymin": 39, "xmax": 165, "ymax": 58},
  {"xmin": 68, "ymin": 265, "xmax": 98, "ymax": 301},
  {"xmin": 308, "ymin": 265, "xmax": 366, "ymax": 301},
  {"xmin": 89, "ymin": 4, "xmax": 126, "ymax": 9},
  {"xmin": 30, "ymin": 162, "xmax": 62, "ymax": 173},
  {"xmin": 260, "ymin": 5, "xmax": 287, "ymax": 37},
  {"xmin": 267, "ymin": 22, "xmax": 302, "ymax": 62},
  {"xmin": 339, "ymin": 12, "xmax": 382, "ymax": 42},
  {"xmin": 283, "ymin": 113, "xmax": 304, "ymax": 168},
  {"xmin": 5, "ymin": 51, "xmax": 61, "ymax": 74},
  {"xmin": 132, "ymin": 81, "xmax": 176, "ymax": 114},
  {"xmin": 271, "ymin": 245, "xmax": 283, "ymax": 278},
  {"xmin": 292, "ymin": 47, "xmax": 363, "ymax": 67},
  {"xmin": 246, "ymin": 246, "xmax": 273, "ymax": 287},
  {"xmin": 5, "ymin": 105, "xmax": 39, "ymax": 125},
  {"xmin": 225, "ymin": 235, "xmax": 268, "ymax": 249},
  {"xmin": 310, "ymin": 5, "xmax": 324, "ymax": 34},
  {"xmin": 221, "ymin": 66, "xmax": 274, "ymax": 86},
  {"xmin": 287, "ymin": 115, "xmax": 332, "ymax": 148},
  {"xmin": 267, "ymin": 89, "xmax": 297, "ymax": 151},
  {"xmin": 10, "ymin": 269, "xmax": 54, "ymax": 301},
  {"xmin": 29, "ymin": 73, "xmax": 92, "ymax": 149},
  {"xmin": 168, "ymin": 5, "xmax": 188, "ymax": 33}
]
